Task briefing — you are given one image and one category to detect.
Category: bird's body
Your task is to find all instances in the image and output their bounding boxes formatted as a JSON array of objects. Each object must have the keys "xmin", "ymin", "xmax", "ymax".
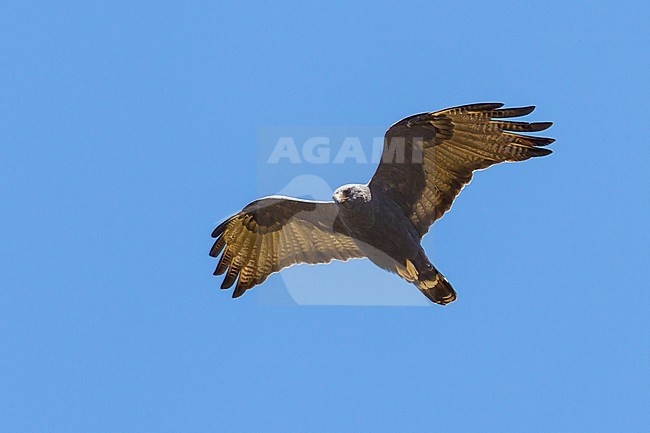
[
  {"xmin": 210, "ymin": 103, "xmax": 554, "ymax": 305},
  {"xmin": 332, "ymin": 183, "xmax": 456, "ymax": 303}
]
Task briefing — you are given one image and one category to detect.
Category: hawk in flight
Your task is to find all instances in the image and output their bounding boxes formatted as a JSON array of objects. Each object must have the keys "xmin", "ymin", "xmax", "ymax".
[{"xmin": 210, "ymin": 103, "xmax": 554, "ymax": 305}]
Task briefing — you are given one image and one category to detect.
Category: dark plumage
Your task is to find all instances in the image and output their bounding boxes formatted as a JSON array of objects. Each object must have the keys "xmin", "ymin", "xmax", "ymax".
[{"xmin": 210, "ymin": 103, "xmax": 554, "ymax": 305}]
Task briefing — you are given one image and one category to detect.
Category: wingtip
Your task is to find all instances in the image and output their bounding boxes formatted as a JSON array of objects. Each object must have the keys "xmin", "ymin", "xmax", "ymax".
[
  {"xmin": 213, "ymin": 265, "xmax": 225, "ymax": 276},
  {"xmin": 211, "ymin": 216, "xmax": 234, "ymax": 238},
  {"xmin": 532, "ymin": 121, "xmax": 553, "ymax": 131},
  {"xmin": 532, "ymin": 147, "xmax": 553, "ymax": 157},
  {"xmin": 220, "ymin": 272, "xmax": 237, "ymax": 290}
]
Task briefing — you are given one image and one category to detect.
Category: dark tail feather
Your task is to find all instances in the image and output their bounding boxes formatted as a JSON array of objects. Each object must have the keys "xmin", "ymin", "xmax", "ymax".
[{"xmin": 415, "ymin": 269, "xmax": 457, "ymax": 305}]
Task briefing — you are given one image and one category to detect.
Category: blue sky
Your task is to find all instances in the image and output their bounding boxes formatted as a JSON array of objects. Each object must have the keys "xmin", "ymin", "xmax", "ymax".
[{"xmin": 2, "ymin": 1, "xmax": 649, "ymax": 432}]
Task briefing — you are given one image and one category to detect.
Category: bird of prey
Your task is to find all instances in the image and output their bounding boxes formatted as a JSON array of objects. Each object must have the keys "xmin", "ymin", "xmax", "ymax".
[{"xmin": 210, "ymin": 103, "xmax": 553, "ymax": 305}]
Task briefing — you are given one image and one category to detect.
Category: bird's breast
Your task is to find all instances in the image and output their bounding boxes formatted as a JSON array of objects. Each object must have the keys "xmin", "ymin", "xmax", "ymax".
[{"xmin": 337, "ymin": 198, "xmax": 420, "ymax": 266}]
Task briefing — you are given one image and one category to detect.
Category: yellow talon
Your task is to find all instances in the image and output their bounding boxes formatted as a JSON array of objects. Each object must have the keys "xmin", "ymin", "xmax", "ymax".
[{"xmin": 397, "ymin": 259, "xmax": 419, "ymax": 282}]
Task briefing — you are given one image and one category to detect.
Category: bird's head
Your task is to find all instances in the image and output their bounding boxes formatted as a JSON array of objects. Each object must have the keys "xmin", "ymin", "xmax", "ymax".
[{"xmin": 332, "ymin": 184, "xmax": 371, "ymax": 208}]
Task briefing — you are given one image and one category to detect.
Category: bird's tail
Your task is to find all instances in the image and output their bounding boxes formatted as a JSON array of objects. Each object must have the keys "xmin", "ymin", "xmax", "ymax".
[
  {"xmin": 415, "ymin": 267, "xmax": 457, "ymax": 305},
  {"xmin": 397, "ymin": 259, "xmax": 457, "ymax": 305}
]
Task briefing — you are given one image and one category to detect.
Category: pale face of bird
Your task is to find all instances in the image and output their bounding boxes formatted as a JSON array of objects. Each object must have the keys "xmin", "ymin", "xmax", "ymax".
[{"xmin": 332, "ymin": 184, "xmax": 371, "ymax": 208}]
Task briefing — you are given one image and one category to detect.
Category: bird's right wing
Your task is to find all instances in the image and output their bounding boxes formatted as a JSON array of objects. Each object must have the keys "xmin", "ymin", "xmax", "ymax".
[
  {"xmin": 210, "ymin": 196, "xmax": 365, "ymax": 298},
  {"xmin": 369, "ymin": 103, "xmax": 554, "ymax": 238}
]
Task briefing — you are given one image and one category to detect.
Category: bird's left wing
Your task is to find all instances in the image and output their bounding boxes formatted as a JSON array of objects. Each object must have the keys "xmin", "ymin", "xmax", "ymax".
[
  {"xmin": 369, "ymin": 103, "xmax": 554, "ymax": 237},
  {"xmin": 210, "ymin": 196, "xmax": 365, "ymax": 297}
]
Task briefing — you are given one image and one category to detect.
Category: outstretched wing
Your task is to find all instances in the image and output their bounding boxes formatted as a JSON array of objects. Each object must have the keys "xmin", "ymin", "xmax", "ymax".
[
  {"xmin": 369, "ymin": 103, "xmax": 554, "ymax": 237},
  {"xmin": 210, "ymin": 196, "xmax": 365, "ymax": 297}
]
